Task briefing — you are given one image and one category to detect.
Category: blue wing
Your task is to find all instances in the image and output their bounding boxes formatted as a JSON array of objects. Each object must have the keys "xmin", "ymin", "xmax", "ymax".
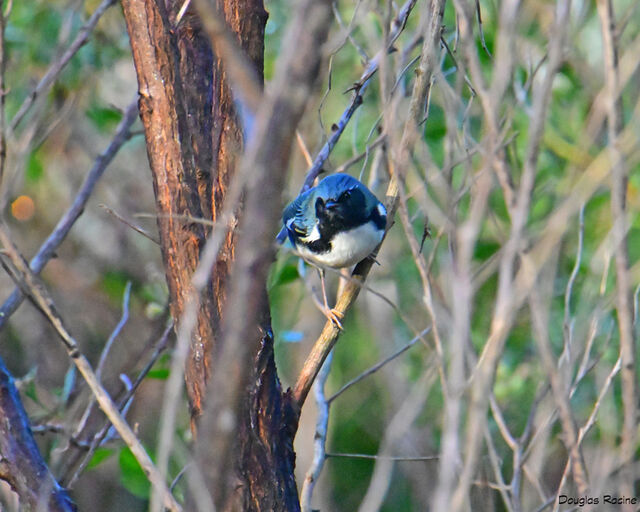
[{"xmin": 282, "ymin": 189, "xmax": 315, "ymax": 244}]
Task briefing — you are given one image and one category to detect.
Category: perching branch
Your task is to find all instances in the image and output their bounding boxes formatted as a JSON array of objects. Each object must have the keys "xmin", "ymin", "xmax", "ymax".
[{"xmin": 293, "ymin": 0, "xmax": 446, "ymax": 410}]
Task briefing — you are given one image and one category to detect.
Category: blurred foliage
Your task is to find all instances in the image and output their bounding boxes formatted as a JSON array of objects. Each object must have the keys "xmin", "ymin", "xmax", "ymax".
[{"xmin": 1, "ymin": 0, "xmax": 639, "ymax": 510}]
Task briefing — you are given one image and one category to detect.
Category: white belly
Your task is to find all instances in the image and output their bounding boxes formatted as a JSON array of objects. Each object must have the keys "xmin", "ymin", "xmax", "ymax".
[{"xmin": 296, "ymin": 221, "xmax": 384, "ymax": 269}]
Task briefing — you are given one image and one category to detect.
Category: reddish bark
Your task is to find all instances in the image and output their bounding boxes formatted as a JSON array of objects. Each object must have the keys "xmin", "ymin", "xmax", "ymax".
[
  {"xmin": 171, "ymin": 0, "xmax": 267, "ymax": 420},
  {"xmin": 121, "ymin": 0, "xmax": 266, "ymax": 421},
  {"xmin": 121, "ymin": 0, "xmax": 330, "ymax": 509}
]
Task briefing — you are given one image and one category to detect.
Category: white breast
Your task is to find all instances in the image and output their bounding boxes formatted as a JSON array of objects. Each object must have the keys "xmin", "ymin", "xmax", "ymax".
[{"xmin": 296, "ymin": 221, "xmax": 384, "ymax": 269}]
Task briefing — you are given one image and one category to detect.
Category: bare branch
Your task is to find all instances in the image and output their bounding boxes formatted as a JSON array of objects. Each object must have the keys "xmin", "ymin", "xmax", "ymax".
[
  {"xmin": 530, "ymin": 279, "xmax": 589, "ymax": 494},
  {"xmin": 300, "ymin": 353, "xmax": 333, "ymax": 512},
  {"xmin": 64, "ymin": 321, "xmax": 173, "ymax": 488},
  {"xmin": 327, "ymin": 327, "xmax": 429, "ymax": 403},
  {"xmin": 326, "ymin": 453, "xmax": 438, "ymax": 462},
  {"xmin": 451, "ymin": 3, "xmax": 573, "ymax": 508},
  {"xmin": 100, "ymin": 204, "xmax": 160, "ymax": 245},
  {"xmin": 358, "ymin": 370, "xmax": 435, "ymax": 512},
  {"xmin": 96, "ymin": 281, "xmax": 133, "ymax": 380}
]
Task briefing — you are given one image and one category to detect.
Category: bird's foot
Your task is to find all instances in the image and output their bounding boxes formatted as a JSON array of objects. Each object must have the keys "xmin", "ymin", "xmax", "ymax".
[{"xmin": 322, "ymin": 307, "xmax": 344, "ymax": 330}]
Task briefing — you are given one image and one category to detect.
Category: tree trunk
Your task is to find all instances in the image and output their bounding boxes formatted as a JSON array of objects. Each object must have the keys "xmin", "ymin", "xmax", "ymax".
[
  {"xmin": 121, "ymin": 0, "xmax": 330, "ymax": 509},
  {"xmin": 120, "ymin": 0, "xmax": 265, "ymax": 422},
  {"xmin": 169, "ymin": 0, "xmax": 267, "ymax": 421}
]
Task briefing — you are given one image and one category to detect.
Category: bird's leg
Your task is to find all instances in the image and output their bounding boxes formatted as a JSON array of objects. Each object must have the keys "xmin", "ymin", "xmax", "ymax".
[{"xmin": 315, "ymin": 268, "xmax": 343, "ymax": 329}]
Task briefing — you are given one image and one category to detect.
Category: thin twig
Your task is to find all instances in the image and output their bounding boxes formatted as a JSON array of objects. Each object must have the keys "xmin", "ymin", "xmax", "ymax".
[
  {"xmin": 300, "ymin": 352, "xmax": 333, "ymax": 512},
  {"xmin": 475, "ymin": 0, "xmax": 491, "ymax": 57},
  {"xmin": 552, "ymin": 356, "xmax": 621, "ymax": 506},
  {"xmin": 450, "ymin": 2, "xmax": 573, "ymax": 508},
  {"xmin": 597, "ymin": 1, "xmax": 636, "ymax": 504},
  {"xmin": 561, "ymin": 205, "xmax": 585, "ymax": 364},
  {"xmin": 358, "ymin": 371, "xmax": 435, "ymax": 512},
  {"xmin": 296, "ymin": 131, "xmax": 313, "ymax": 167},
  {"xmin": 97, "ymin": 282, "xmax": 133, "ymax": 379},
  {"xmin": 327, "ymin": 328, "xmax": 429, "ymax": 403},
  {"xmin": 326, "ymin": 452, "xmax": 438, "ymax": 461},
  {"xmin": 334, "ymin": 134, "xmax": 386, "ymax": 174},
  {"xmin": 530, "ymin": 281, "xmax": 589, "ymax": 495},
  {"xmin": 65, "ymin": 321, "xmax": 173, "ymax": 487},
  {"xmin": 100, "ymin": 204, "xmax": 160, "ymax": 245},
  {"xmin": 73, "ymin": 280, "xmax": 134, "ymax": 440}
]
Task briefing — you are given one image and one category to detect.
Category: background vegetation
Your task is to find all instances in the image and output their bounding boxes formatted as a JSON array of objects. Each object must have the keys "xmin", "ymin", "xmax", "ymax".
[{"xmin": 0, "ymin": 0, "xmax": 639, "ymax": 510}]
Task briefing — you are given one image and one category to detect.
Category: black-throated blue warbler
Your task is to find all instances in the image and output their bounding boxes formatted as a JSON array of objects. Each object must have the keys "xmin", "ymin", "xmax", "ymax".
[{"xmin": 279, "ymin": 173, "xmax": 387, "ymax": 327}]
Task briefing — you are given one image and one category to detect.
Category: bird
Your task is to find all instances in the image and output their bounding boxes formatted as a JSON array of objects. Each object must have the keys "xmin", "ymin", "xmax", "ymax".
[{"xmin": 280, "ymin": 173, "xmax": 387, "ymax": 328}]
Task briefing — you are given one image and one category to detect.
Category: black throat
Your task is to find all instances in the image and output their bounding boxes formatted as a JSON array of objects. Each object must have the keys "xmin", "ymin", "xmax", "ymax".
[{"xmin": 299, "ymin": 200, "xmax": 385, "ymax": 255}]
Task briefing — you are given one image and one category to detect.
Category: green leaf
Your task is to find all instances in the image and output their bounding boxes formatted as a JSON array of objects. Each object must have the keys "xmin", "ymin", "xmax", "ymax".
[
  {"xmin": 101, "ymin": 271, "xmax": 131, "ymax": 303},
  {"xmin": 26, "ymin": 152, "xmax": 44, "ymax": 184},
  {"xmin": 269, "ymin": 262, "xmax": 299, "ymax": 289},
  {"xmin": 23, "ymin": 378, "xmax": 40, "ymax": 405},
  {"xmin": 88, "ymin": 447, "xmax": 115, "ymax": 470},
  {"xmin": 146, "ymin": 368, "xmax": 170, "ymax": 380},
  {"xmin": 119, "ymin": 447, "xmax": 151, "ymax": 499},
  {"xmin": 86, "ymin": 105, "xmax": 123, "ymax": 133}
]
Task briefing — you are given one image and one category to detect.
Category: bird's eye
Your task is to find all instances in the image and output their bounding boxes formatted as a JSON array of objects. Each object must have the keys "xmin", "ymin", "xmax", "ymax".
[{"xmin": 340, "ymin": 190, "xmax": 351, "ymax": 201}]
